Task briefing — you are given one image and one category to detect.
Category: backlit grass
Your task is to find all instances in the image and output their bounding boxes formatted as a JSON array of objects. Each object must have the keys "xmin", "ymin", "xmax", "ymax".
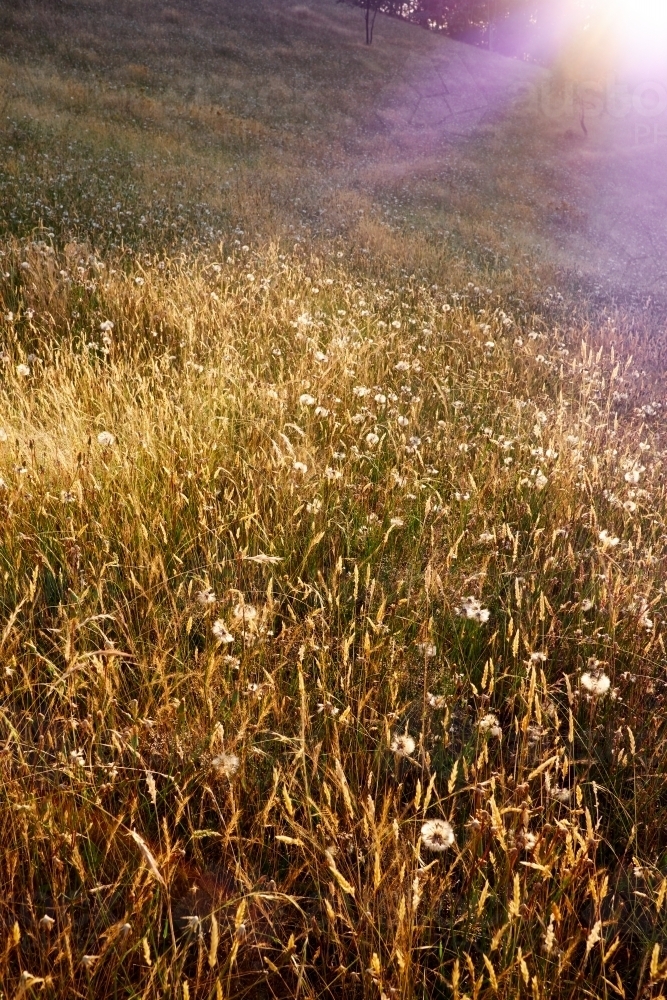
[{"xmin": 1, "ymin": 0, "xmax": 667, "ymax": 997}]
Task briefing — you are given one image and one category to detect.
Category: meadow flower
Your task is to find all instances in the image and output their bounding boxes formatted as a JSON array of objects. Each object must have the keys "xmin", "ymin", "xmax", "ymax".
[
  {"xmin": 97, "ymin": 431, "xmax": 115, "ymax": 447},
  {"xmin": 374, "ymin": 393, "xmax": 386, "ymax": 405},
  {"xmin": 456, "ymin": 597, "xmax": 490, "ymax": 623},
  {"xmin": 99, "ymin": 320, "xmax": 114, "ymax": 332},
  {"xmin": 478, "ymin": 714, "xmax": 502, "ymax": 739},
  {"xmin": 529, "ymin": 651, "xmax": 547, "ymax": 663},
  {"xmin": 293, "ymin": 461, "xmax": 308, "ymax": 474},
  {"xmin": 427, "ymin": 692, "xmax": 446, "ymax": 708},
  {"xmin": 212, "ymin": 620, "xmax": 234, "ymax": 643},
  {"xmin": 82, "ymin": 955, "xmax": 99, "ymax": 970},
  {"xmin": 599, "ymin": 529, "xmax": 619, "ymax": 548},
  {"xmin": 39, "ymin": 914, "xmax": 55, "ymax": 932},
  {"xmin": 390, "ymin": 733, "xmax": 416, "ymax": 757},
  {"xmin": 520, "ymin": 831, "xmax": 538, "ymax": 851},
  {"xmin": 365, "ymin": 432, "xmax": 380, "ymax": 448},
  {"xmin": 314, "ymin": 351, "xmax": 328, "ymax": 363},
  {"xmin": 580, "ymin": 670, "xmax": 611, "ymax": 697},
  {"xmin": 196, "ymin": 587, "xmax": 216, "ymax": 605},
  {"xmin": 420, "ymin": 819, "xmax": 455, "ymax": 852},
  {"xmin": 580, "ymin": 598, "xmax": 594, "ymax": 612},
  {"xmin": 211, "ymin": 752, "xmax": 240, "ymax": 778},
  {"xmin": 315, "ymin": 406, "xmax": 329, "ymax": 417},
  {"xmin": 0, "ymin": 428, "xmax": 7, "ymax": 442},
  {"xmin": 317, "ymin": 700, "xmax": 340, "ymax": 717},
  {"xmin": 638, "ymin": 607, "xmax": 653, "ymax": 630},
  {"xmin": 353, "ymin": 386, "xmax": 369, "ymax": 397},
  {"xmin": 16, "ymin": 363, "xmax": 30, "ymax": 377},
  {"xmin": 299, "ymin": 393, "xmax": 316, "ymax": 407},
  {"xmin": 418, "ymin": 642, "xmax": 436, "ymax": 658},
  {"xmin": 478, "ymin": 532, "xmax": 495, "ymax": 545},
  {"xmin": 233, "ymin": 602, "xmax": 258, "ymax": 623},
  {"xmin": 397, "ymin": 415, "xmax": 409, "ymax": 427}
]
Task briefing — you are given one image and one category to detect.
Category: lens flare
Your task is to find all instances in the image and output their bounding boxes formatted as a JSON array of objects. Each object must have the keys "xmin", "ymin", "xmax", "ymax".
[{"xmin": 606, "ymin": 0, "xmax": 667, "ymax": 72}]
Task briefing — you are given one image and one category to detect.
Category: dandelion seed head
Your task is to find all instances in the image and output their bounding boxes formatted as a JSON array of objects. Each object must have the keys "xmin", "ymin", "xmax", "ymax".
[
  {"xmin": 211, "ymin": 752, "xmax": 240, "ymax": 778},
  {"xmin": 456, "ymin": 596, "xmax": 490, "ymax": 623},
  {"xmin": 233, "ymin": 602, "xmax": 258, "ymax": 622},
  {"xmin": 580, "ymin": 670, "xmax": 611, "ymax": 697},
  {"xmin": 420, "ymin": 819, "xmax": 455, "ymax": 852},
  {"xmin": 390, "ymin": 733, "xmax": 416, "ymax": 757},
  {"xmin": 317, "ymin": 700, "xmax": 340, "ymax": 717},
  {"xmin": 212, "ymin": 620, "xmax": 234, "ymax": 643},
  {"xmin": 196, "ymin": 587, "xmax": 216, "ymax": 605}
]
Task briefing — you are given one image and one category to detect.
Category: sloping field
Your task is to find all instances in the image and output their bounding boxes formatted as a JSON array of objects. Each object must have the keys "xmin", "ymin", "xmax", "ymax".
[{"xmin": 1, "ymin": 2, "xmax": 667, "ymax": 999}]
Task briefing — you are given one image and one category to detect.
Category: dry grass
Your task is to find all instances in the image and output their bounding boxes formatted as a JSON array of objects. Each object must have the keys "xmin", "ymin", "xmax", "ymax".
[
  {"xmin": 0, "ymin": 238, "xmax": 666, "ymax": 999},
  {"xmin": 1, "ymin": 0, "xmax": 667, "ymax": 998}
]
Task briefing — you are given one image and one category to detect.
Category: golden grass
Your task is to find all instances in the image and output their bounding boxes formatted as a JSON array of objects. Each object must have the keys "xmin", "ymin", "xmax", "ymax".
[
  {"xmin": 1, "ymin": 0, "xmax": 667, "ymax": 997},
  {"xmin": 0, "ymin": 237, "xmax": 666, "ymax": 999}
]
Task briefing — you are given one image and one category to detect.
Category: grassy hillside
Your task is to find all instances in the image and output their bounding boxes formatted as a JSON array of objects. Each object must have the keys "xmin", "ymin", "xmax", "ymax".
[{"xmin": 1, "ymin": 1, "xmax": 667, "ymax": 999}]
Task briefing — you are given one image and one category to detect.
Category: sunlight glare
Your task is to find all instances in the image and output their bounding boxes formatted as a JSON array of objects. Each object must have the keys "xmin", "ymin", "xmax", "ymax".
[{"xmin": 606, "ymin": 0, "xmax": 667, "ymax": 72}]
